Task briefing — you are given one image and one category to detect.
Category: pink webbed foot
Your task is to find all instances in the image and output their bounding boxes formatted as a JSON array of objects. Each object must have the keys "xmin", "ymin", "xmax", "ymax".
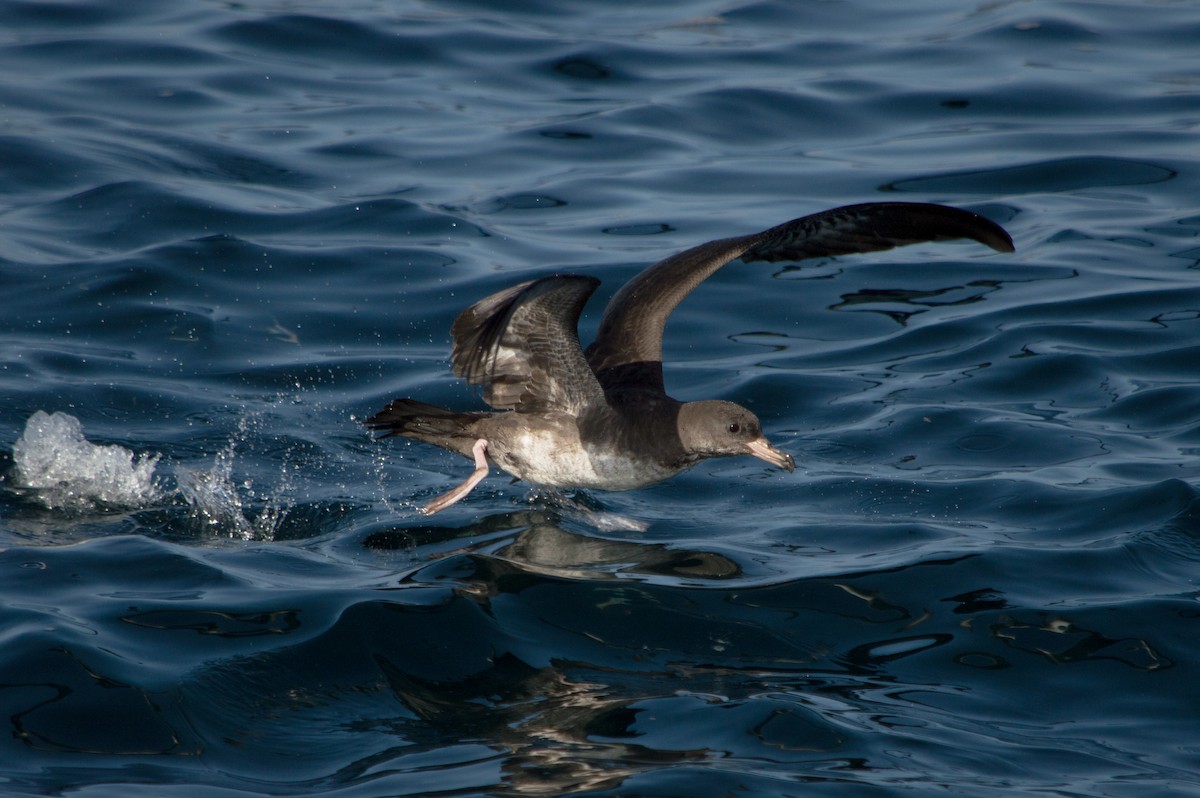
[{"xmin": 421, "ymin": 439, "xmax": 490, "ymax": 515}]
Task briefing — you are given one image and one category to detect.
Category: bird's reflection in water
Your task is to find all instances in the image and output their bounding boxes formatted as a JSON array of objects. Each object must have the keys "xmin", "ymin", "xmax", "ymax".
[
  {"xmin": 359, "ymin": 507, "xmax": 756, "ymax": 794},
  {"xmin": 361, "ymin": 503, "xmax": 743, "ymax": 583},
  {"xmin": 377, "ymin": 650, "xmax": 698, "ymax": 796}
]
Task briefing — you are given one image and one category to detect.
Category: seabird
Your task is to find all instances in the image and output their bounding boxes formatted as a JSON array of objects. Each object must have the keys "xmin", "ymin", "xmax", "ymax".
[{"xmin": 368, "ymin": 202, "xmax": 1014, "ymax": 514}]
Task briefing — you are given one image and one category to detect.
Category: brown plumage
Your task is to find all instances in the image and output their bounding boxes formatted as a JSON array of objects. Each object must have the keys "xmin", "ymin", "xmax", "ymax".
[{"xmin": 369, "ymin": 202, "xmax": 1014, "ymax": 514}]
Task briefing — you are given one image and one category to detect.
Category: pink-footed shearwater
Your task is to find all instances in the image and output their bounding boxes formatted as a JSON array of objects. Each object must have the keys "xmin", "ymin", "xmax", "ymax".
[{"xmin": 368, "ymin": 202, "xmax": 1014, "ymax": 514}]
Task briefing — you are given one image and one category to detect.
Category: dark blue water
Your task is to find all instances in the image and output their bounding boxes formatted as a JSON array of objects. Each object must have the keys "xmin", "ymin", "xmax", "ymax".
[{"xmin": 2, "ymin": 1, "xmax": 1199, "ymax": 795}]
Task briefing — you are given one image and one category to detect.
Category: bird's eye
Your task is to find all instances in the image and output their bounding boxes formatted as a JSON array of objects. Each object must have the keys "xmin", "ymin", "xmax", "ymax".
[{"xmin": 728, "ymin": 422, "xmax": 741, "ymax": 434}]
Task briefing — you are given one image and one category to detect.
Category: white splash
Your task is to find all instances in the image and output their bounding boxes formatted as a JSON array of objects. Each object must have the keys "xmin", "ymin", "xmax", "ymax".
[
  {"xmin": 10, "ymin": 410, "xmax": 290, "ymax": 540},
  {"xmin": 11, "ymin": 410, "xmax": 162, "ymax": 511}
]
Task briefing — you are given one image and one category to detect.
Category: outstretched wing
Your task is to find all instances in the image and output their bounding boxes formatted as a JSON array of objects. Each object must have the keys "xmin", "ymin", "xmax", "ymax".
[
  {"xmin": 741, "ymin": 202, "xmax": 1014, "ymax": 262},
  {"xmin": 451, "ymin": 274, "xmax": 606, "ymax": 414},
  {"xmin": 585, "ymin": 202, "xmax": 1014, "ymax": 392}
]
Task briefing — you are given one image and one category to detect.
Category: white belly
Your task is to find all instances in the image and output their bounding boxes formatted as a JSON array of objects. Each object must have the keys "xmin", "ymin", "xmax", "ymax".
[{"xmin": 489, "ymin": 421, "xmax": 679, "ymax": 491}]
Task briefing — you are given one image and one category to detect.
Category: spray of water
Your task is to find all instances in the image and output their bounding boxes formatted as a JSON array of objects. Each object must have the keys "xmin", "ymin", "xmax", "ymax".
[
  {"xmin": 10, "ymin": 410, "xmax": 290, "ymax": 540},
  {"xmin": 11, "ymin": 410, "xmax": 162, "ymax": 512},
  {"xmin": 175, "ymin": 415, "xmax": 292, "ymax": 541}
]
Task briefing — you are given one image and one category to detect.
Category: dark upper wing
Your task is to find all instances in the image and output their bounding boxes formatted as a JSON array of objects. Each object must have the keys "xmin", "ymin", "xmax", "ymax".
[
  {"xmin": 740, "ymin": 202, "xmax": 1015, "ymax": 262},
  {"xmin": 451, "ymin": 274, "xmax": 606, "ymax": 414},
  {"xmin": 585, "ymin": 202, "xmax": 1014, "ymax": 392}
]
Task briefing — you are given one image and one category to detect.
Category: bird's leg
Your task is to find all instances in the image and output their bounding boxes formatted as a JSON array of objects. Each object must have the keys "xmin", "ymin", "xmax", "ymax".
[{"xmin": 421, "ymin": 439, "xmax": 490, "ymax": 515}]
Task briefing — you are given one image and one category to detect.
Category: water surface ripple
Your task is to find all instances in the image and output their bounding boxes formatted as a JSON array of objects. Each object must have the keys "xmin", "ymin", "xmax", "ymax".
[{"xmin": 2, "ymin": 1, "xmax": 1199, "ymax": 796}]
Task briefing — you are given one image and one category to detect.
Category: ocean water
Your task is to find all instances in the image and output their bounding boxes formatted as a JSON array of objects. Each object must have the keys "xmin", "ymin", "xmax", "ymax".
[{"xmin": 2, "ymin": 0, "xmax": 1199, "ymax": 795}]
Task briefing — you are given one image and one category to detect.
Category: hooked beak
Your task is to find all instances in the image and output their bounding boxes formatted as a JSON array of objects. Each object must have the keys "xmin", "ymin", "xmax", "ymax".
[{"xmin": 746, "ymin": 437, "xmax": 795, "ymax": 473}]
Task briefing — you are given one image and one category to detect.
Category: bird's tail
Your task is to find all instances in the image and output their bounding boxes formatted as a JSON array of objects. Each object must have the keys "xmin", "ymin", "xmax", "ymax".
[{"xmin": 365, "ymin": 398, "xmax": 485, "ymax": 459}]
